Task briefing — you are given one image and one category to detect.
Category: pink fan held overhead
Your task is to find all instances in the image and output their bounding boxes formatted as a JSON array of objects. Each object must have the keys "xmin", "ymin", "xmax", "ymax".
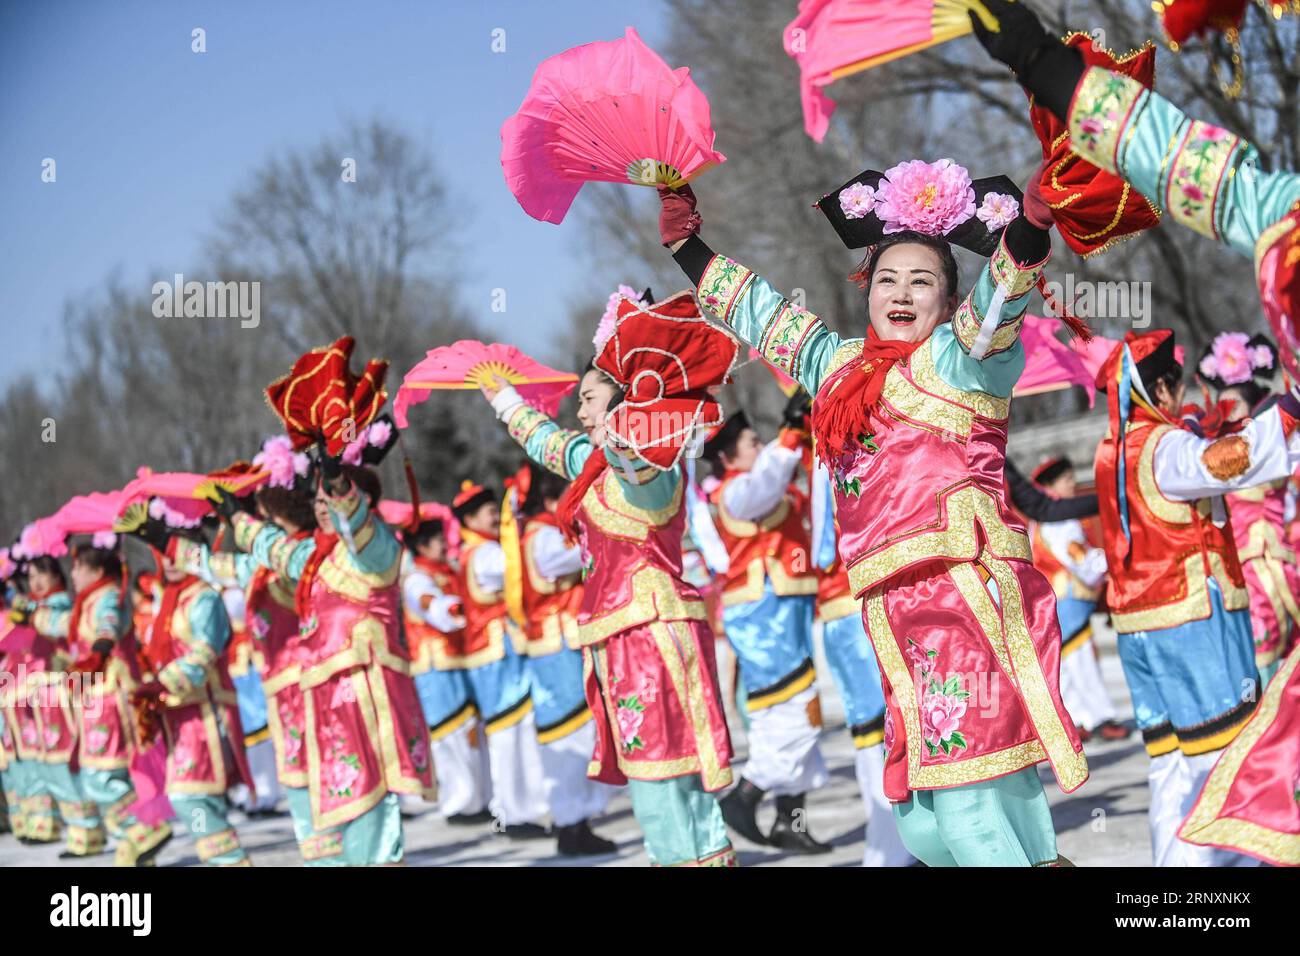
[
  {"xmin": 501, "ymin": 26, "xmax": 726, "ymax": 224},
  {"xmin": 393, "ymin": 340, "xmax": 578, "ymax": 428},
  {"xmin": 784, "ymin": 0, "xmax": 998, "ymax": 142}
]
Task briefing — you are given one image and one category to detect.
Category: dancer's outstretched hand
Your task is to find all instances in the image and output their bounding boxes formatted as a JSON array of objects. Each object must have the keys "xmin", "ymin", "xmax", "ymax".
[
  {"xmin": 478, "ymin": 373, "xmax": 512, "ymax": 403},
  {"xmin": 657, "ymin": 184, "xmax": 701, "ymax": 248},
  {"xmin": 1023, "ymin": 162, "xmax": 1055, "ymax": 231}
]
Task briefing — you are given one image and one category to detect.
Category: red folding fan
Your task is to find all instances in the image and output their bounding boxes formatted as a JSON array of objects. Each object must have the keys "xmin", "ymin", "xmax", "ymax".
[
  {"xmin": 1027, "ymin": 33, "xmax": 1161, "ymax": 257},
  {"xmin": 265, "ymin": 336, "xmax": 389, "ymax": 456}
]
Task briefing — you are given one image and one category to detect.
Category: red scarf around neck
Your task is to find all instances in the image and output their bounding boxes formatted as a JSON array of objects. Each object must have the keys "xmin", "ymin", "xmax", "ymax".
[
  {"xmin": 294, "ymin": 528, "xmax": 339, "ymax": 620},
  {"xmin": 556, "ymin": 447, "xmax": 609, "ymax": 544},
  {"xmin": 148, "ymin": 575, "xmax": 200, "ymax": 672},
  {"xmin": 811, "ymin": 328, "xmax": 919, "ymax": 460},
  {"xmin": 68, "ymin": 574, "xmax": 114, "ymax": 648}
]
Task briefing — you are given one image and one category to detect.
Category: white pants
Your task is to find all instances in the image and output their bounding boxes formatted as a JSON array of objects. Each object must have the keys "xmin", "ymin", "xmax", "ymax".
[
  {"xmin": 855, "ymin": 746, "xmax": 914, "ymax": 867},
  {"xmin": 742, "ymin": 685, "xmax": 829, "ymax": 795},
  {"xmin": 433, "ymin": 718, "xmax": 492, "ymax": 817},
  {"xmin": 486, "ymin": 710, "xmax": 548, "ymax": 826},
  {"xmin": 1060, "ymin": 637, "xmax": 1117, "ymax": 732},
  {"xmin": 1148, "ymin": 750, "xmax": 1259, "ymax": 867},
  {"xmin": 539, "ymin": 719, "xmax": 614, "ymax": 828},
  {"xmin": 230, "ymin": 737, "xmax": 280, "ymax": 811}
]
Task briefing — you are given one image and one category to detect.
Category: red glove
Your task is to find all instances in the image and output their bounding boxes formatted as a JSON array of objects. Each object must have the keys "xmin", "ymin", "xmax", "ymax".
[
  {"xmin": 1023, "ymin": 163, "xmax": 1055, "ymax": 231},
  {"xmin": 69, "ymin": 650, "xmax": 107, "ymax": 675},
  {"xmin": 657, "ymin": 184, "xmax": 702, "ymax": 246},
  {"xmin": 132, "ymin": 680, "xmax": 166, "ymax": 702}
]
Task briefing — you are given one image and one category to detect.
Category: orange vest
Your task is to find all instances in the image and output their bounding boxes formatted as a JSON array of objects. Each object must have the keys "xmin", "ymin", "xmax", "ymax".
[
  {"xmin": 815, "ymin": 559, "xmax": 859, "ymax": 622},
  {"xmin": 520, "ymin": 514, "xmax": 583, "ymax": 655},
  {"xmin": 454, "ymin": 534, "xmax": 513, "ymax": 667},
  {"xmin": 404, "ymin": 556, "xmax": 460, "ymax": 674},
  {"xmin": 1095, "ymin": 418, "xmax": 1248, "ymax": 633},
  {"xmin": 710, "ymin": 472, "xmax": 818, "ymax": 608}
]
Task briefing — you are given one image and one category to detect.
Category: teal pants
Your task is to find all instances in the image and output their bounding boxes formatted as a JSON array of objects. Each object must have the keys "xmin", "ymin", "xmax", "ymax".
[
  {"xmin": 78, "ymin": 767, "xmax": 135, "ymax": 836},
  {"xmin": 892, "ymin": 767, "xmax": 1059, "ymax": 866},
  {"xmin": 285, "ymin": 788, "xmax": 404, "ymax": 866},
  {"xmin": 169, "ymin": 794, "xmax": 248, "ymax": 865},
  {"xmin": 43, "ymin": 763, "xmax": 107, "ymax": 854},
  {"xmin": 628, "ymin": 776, "xmax": 733, "ymax": 866}
]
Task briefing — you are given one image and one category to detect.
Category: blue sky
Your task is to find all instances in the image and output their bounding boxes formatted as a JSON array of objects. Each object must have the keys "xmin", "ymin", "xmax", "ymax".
[{"xmin": 0, "ymin": 0, "xmax": 667, "ymax": 380}]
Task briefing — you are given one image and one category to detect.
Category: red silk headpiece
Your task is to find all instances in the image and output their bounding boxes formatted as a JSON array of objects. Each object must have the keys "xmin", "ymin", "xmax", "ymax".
[
  {"xmin": 594, "ymin": 290, "xmax": 738, "ymax": 470},
  {"xmin": 265, "ymin": 336, "xmax": 389, "ymax": 456}
]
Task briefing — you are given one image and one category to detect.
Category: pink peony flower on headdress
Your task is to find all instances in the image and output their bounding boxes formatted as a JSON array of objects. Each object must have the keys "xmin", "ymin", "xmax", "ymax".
[
  {"xmin": 366, "ymin": 419, "xmax": 393, "ymax": 448},
  {"xmin": 1207, "ymin": 331, "xmax": 1253, "ymax": 385},
  {"xmin": 92, "ymin": 531, "xmax": 118, "ymax": 549},
  {"xmin": 0, "ymin": 548, "xmax": 13, "ymax": 579},
  {"xmin": 838, "ymin": 182, "xmax": 876, "ymax": 219},
  {"xmin": 1249, "ymin": 344, "xmax": 1274, "ymax": 372},
  {"xmin": 594, "ymin": 284, "xmax": 643, "ymax": 352},
  {"xmin": 254, "ymin": 435, "xmax": 310, "ymax": 490},
  {"xmin": 975, "ymin": 192, "xmax": 1020, "ymax": 231},
  {"xmin": 874, "ymin": 159, "xmax": 975, "ymax": 236}
]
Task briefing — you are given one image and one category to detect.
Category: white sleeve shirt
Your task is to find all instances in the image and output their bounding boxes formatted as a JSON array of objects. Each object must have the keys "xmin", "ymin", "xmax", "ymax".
[
  {"xmin": 531, "ymin": 524, "xmax": 584, "ymax": 579},
  {"xmin": 1038, "ymin": 519, "xmax": 1108, "ymax": 590},
  {"xmin": 402, "ymin": 568, "xmax": 463, "ymax": 634},
  {"xmin": 720, "ymin": 441, "xmax": 803, "ymax": 522},
  {"xmin": 471, "ymin": 541, "xmax": 507, "ymax": 594},
  {"xmin": 1154, "ymin": 405, "xmax": 1300, "ymax": 502}
]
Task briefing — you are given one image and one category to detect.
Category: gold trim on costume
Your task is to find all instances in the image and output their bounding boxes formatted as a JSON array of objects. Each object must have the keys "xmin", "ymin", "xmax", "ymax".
[{"xmin": 1178, "ymin": 647, "xmax": 1300, "ymax": 865}]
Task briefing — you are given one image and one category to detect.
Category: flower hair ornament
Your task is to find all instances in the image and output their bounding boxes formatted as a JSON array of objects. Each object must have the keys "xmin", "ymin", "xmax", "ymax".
[
  {"xmin": 818, "ymin": 156, "xmax": 1090, "ymax": 351},
  {"xmin": 594, "ymin": 285, "xmax": 654, "ymax": 352},
  {"xmin": 1196, "ymin": 331, "xmax": 1278, "ymax": 392},
  {"xmin": 817, "ymin": 158, "xmax": 1021, "ymax": 256}
]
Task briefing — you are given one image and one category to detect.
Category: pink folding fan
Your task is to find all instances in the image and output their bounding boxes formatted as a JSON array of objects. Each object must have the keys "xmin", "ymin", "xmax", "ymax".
[
  {"xmin": 394, "ymin": 340, "xmax": 578, "ymax": 427},
  {"xmin": 784, "ymin": 0, "xmax": 997, "ymax": 142},
  {"xmin": 501, "ymin": 26, "xmax": 726, "ymax": 224}
]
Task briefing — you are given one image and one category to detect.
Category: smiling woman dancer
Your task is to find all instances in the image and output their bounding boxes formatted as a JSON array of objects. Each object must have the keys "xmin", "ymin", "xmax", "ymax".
[
  {"xmin": 654, "ymin": 157, "xmax": 1089, "ymax": 866},
  {"xmin": 478, "ymin": 289, "xmax": 739, "ymax": 867}
]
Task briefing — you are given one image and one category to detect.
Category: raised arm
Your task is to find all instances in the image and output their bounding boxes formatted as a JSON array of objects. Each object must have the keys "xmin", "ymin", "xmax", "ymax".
[
  {"xmin": 157, "ymin": 588, "xmax": 231, "ymax": 699},
  {"xmin": 490, "ymin": 385, "xmax": 592, "ymax": 479},
  {"xmin": 232, "ymin": 512, "xmax": 316, "ymax": 583},
  {"xmin": 319, "ymin": 479, "xmax": 401, "ymax": 576},
  {"xmin": 1154, "ymin": 405, "xmax": 1300, "ymax": 502},
  {"xmin": 172, "ymin": 539, "xmax": 257, "ymax": 589},
  {"xmin": 970, "ymin": 0, "xmax": 1300, "ymax": 257},
  {"xmin": 673, "ymin": 234, "xmax": 844, "ymax": 397}
]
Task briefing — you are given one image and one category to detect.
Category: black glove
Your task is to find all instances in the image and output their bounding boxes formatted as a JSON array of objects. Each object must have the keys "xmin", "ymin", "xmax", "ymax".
[
  {"xmin": 132, "ymin": 516, "xmax": 172, "ymax": 554},
  {"xmin": 969, "ymin": 0, "xmax": 1051, "ymax": 75},
  {"xmin": 208, "ymin": 486, "xmax": 242, "ymax": 521},
  {"xmin": 316, "ymin": 440, "xmax": 342, "ymax": 484},
  {"xmin": 782, "ymin": 391, "xmax": 812, "ymax": 431},
  {"xmin": 969, "ymin": 1, "xmax": 1083, "ymax": 121}
]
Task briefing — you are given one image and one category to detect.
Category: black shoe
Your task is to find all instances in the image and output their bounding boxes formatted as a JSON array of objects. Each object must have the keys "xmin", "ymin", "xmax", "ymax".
[
  {"xmin": 556, "ymin": 819, "xmax": 618, "ymax": 857},
  {"xmin": 719, "ymin": 778, "xmax": 768, "ymax": 846},
  {"xmin": 135, "ymin": 830, "xmax": 173, "ymax": 867},
  {"xmin": 503, "ymin": 822, "xmax": 550, "ymax": 840},
  {"xmin": 767, "ymin": 793, "xmax": 831, "ymax": 855},
  {"xmin": 59, "ymin": 847, "xmax": 109, "ymax": 860},
  {"xmin": 445, "ymin": 809, "xmax": 494, "ymax": 826}
]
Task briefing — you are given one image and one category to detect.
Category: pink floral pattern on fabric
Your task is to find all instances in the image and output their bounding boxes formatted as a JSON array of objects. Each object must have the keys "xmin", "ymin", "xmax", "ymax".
[
  {"xmin": 906, "ymin": 638, "xmax": 970, "ymax": 757},
  {"xmin": 85, "ymin": 723, "xmax": 111, "ymax": 755},
  {"xmin": 284, "ymin": 726, "xmax": 303, "ymax": 766},
  {"xmin": 407, "ymin": 733, "xmax": 429, "ymax": 773},
  {"xmin": 613, "ymin": 678, "xmax": 648, "ymax": 753},
  {"xmin": 172, "ymin": 737, "xmax": 199, "ymax": 777},
  {"xmin": 873, "ymin": 159, "xmax": 975, "ymax": 236}
]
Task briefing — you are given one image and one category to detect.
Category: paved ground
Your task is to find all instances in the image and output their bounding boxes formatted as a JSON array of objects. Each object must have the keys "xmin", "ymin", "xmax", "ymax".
[{"xmin": 0, "ymin": 618, "xmax": 1153, "ymax": 867}]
